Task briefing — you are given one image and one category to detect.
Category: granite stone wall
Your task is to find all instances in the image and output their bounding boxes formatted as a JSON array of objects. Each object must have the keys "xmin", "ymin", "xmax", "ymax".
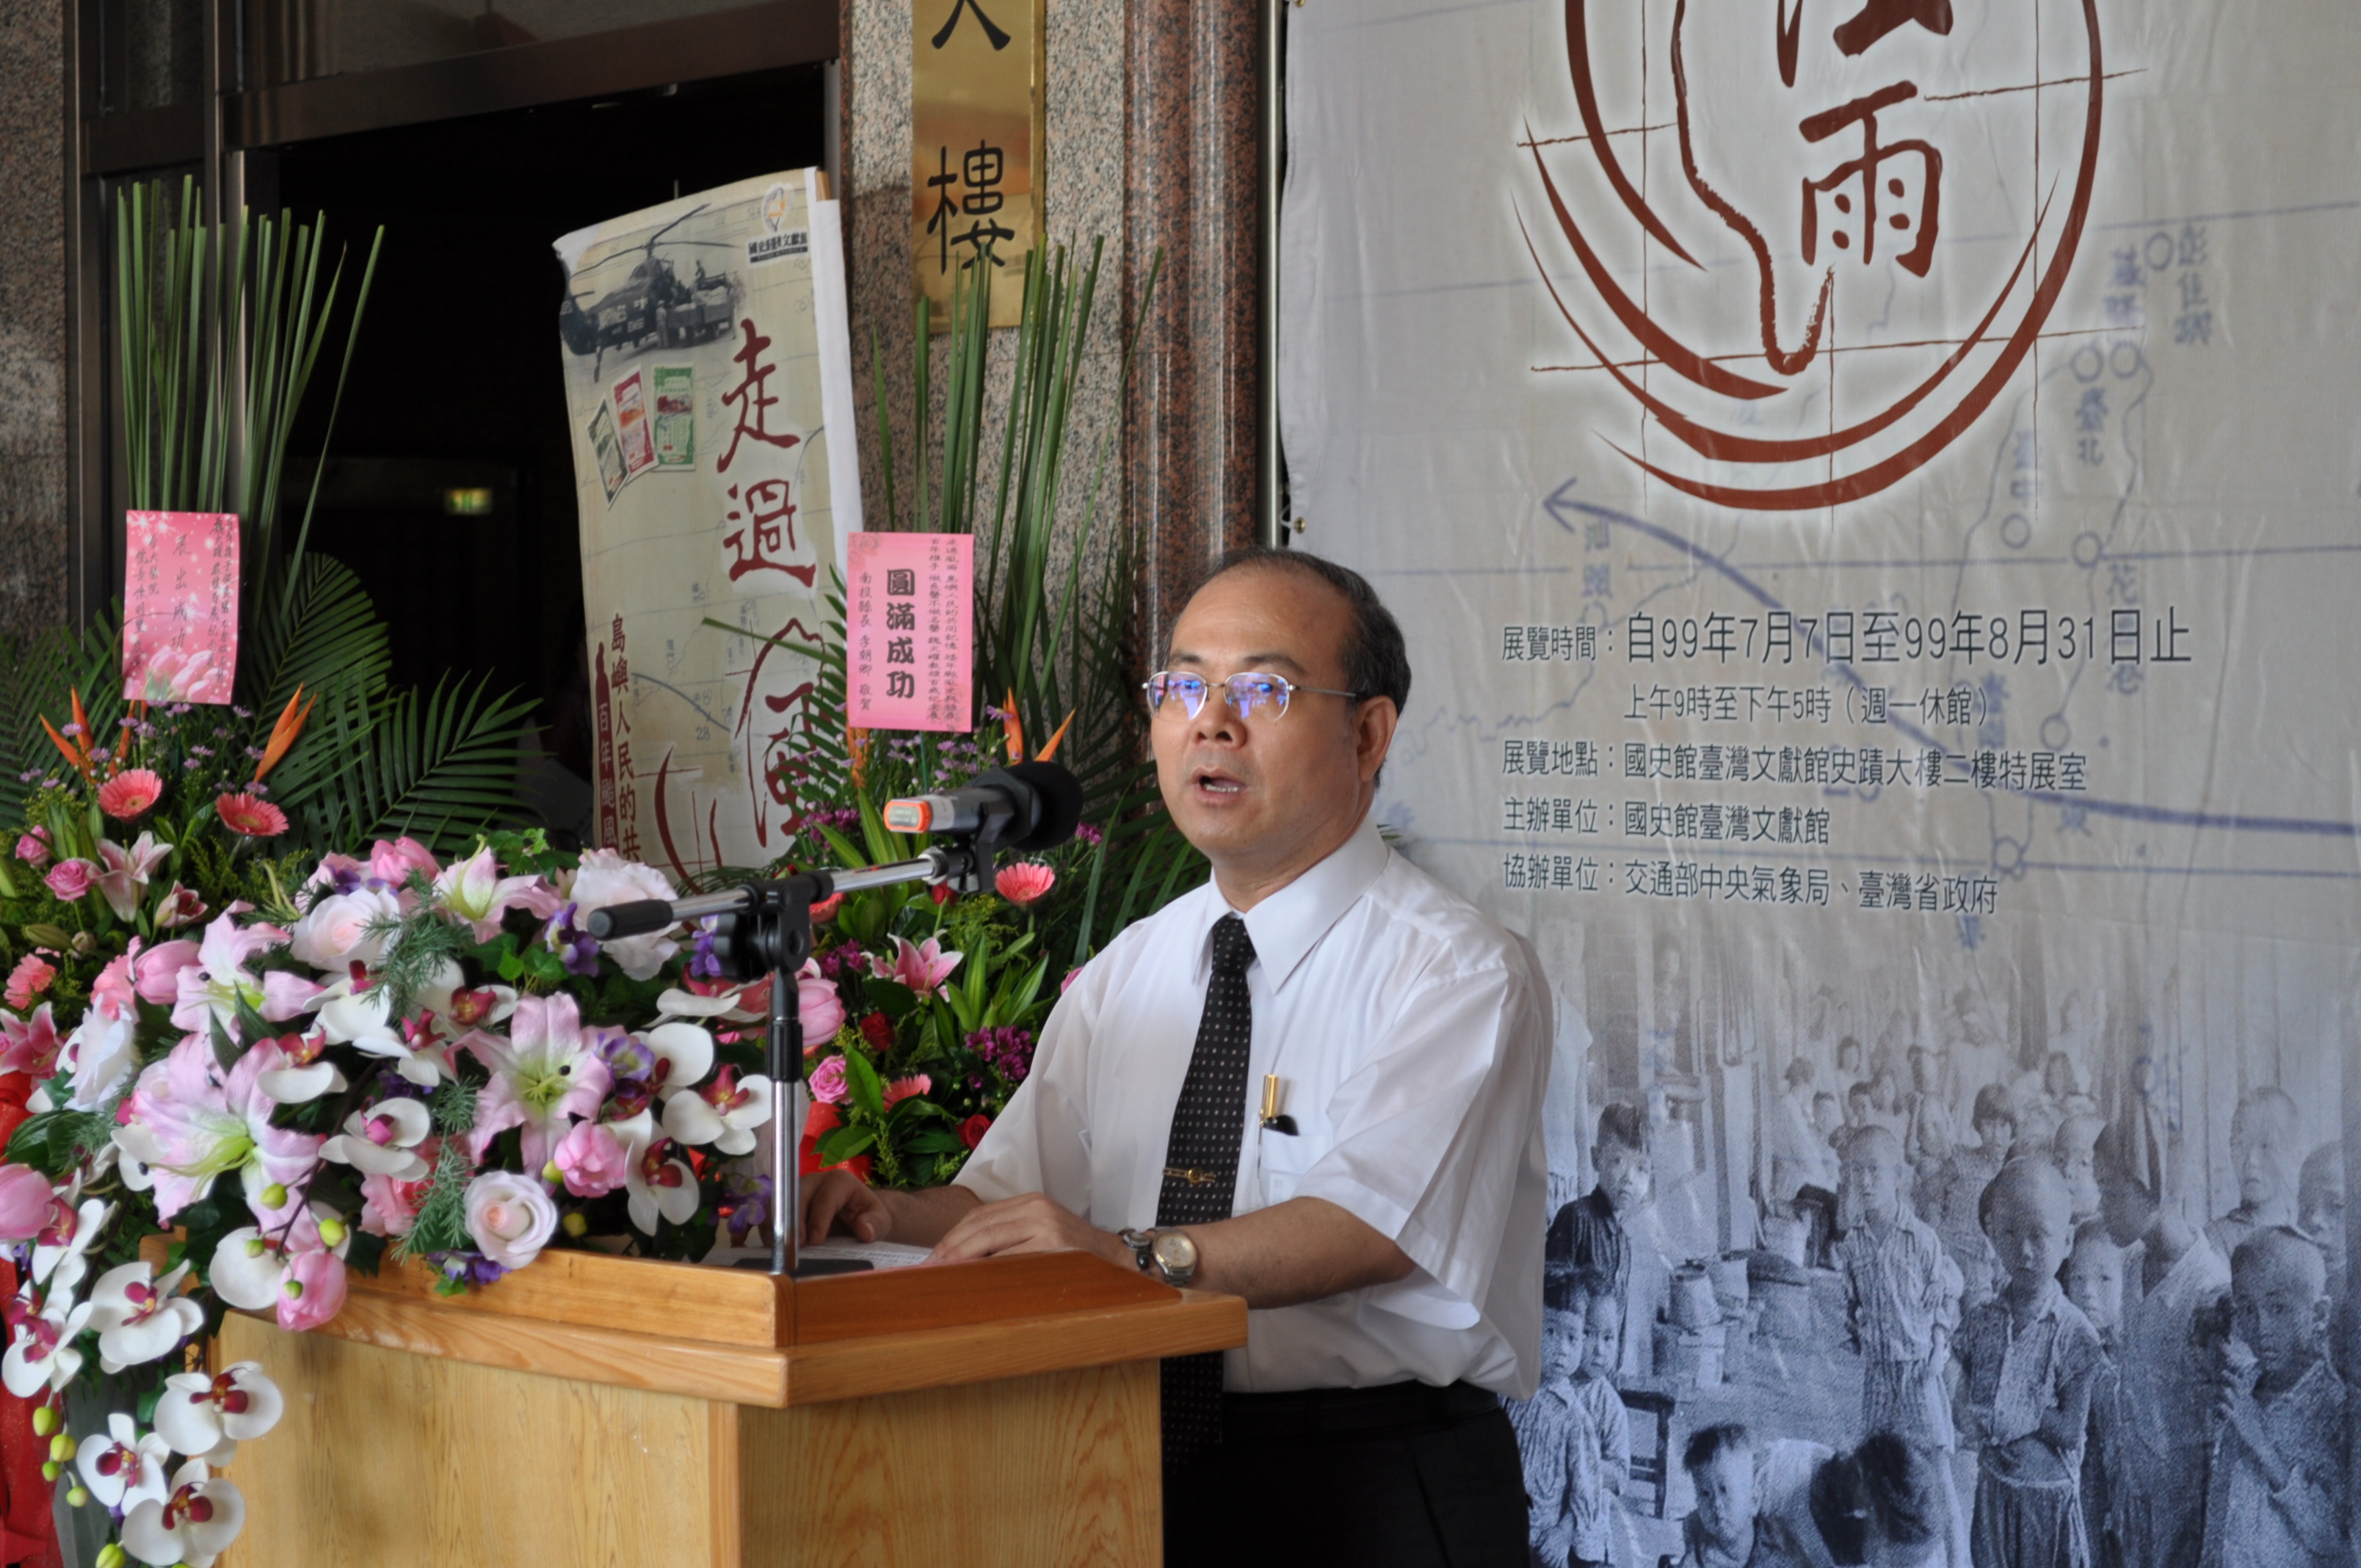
[{"xmin": 0, "ymin": 0, "xmax": 70, "ymax": 645}]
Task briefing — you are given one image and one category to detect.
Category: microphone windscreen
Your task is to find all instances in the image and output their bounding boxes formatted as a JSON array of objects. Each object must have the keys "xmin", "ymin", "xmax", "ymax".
[{"xmin": 1004, "ymin": 761, "xmax": 1085, "ymax": 850}]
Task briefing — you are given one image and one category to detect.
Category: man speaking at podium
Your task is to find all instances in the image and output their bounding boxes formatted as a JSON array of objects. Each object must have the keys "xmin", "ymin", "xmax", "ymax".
[{"xmin": 804, "ymin": 550, "xmax": 1551, "ymax": 1567}]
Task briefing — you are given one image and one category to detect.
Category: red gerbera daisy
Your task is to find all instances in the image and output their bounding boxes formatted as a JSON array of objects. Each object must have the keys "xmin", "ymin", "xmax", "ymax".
[{"xmin": 214, "ymin": 791, "xmax": 289, "ymax": 838}]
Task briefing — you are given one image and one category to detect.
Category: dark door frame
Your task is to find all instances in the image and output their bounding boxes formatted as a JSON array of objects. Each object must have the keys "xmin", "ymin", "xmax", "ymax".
[{"xmin": 65, "ymin": 0, "xmax": 841, "ymax": 626}]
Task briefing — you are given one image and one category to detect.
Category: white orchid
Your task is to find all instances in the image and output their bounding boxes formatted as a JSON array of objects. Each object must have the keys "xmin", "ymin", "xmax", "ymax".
[
  {"xmin": 319, "ymin": 1097, "xmax": 433, "ymax": 1180},
  {"xmin": 612, "ymin": 1110, "xmax": 698, "ymax": 1235},
  {"xmin": 88, "ymin": 1260, "xmax": 207, "ymax": 1373},
  {"xmin": 655, "ymin": 984, "xmax": 764, "ymax": 1024},
  {"xmin": 153, "ymin": 1360, "xmax": 284, "ymax": 1468},
  {"xmin": 314, "ymin": 981, "xmax": 446, "ymax": 1086},
  {"xmin": 76, "ymin": 1412, "xmax": 172, "ymax": 1514},
  {"xmin": 1, "ymin": 1288, "xmax": 90, "ymax": 1396},
  {"xmin": 661, "ymin": 1067, "xmax": 774, "ymax": 1158},
  {"xmin": 33, "ymin": 1195, "xmax": 112, "ymax": 1294},
  {"xmin": 123, "ymin": 1458, "xmax": 245, "ymax": 1567},
  {"xmin": 255, "ymin": 1028, "xmax": 346, "ymax": 1106}
]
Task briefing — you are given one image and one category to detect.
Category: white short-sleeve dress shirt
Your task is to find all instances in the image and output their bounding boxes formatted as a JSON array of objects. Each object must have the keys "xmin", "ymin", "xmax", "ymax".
[{"xmin": 955, "ymin": 816, "xmax": 1553, "ymax": 1398}]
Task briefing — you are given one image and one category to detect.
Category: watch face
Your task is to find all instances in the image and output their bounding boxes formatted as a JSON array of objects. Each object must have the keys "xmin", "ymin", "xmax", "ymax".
[{"xmin": 1153, "ymin": 1231, "xmax": 1197, "ymax": 1271}]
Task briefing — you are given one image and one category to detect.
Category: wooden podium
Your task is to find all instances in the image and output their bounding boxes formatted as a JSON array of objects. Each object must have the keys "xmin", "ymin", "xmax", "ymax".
[{"xmin": 211, "ymin": 1247, "xmax": 1244, "ymax": 1567}]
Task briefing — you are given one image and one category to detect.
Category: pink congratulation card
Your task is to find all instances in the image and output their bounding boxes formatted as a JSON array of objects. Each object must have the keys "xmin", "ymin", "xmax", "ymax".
[
  {"xmin": 844, "ymin": 531, "xmax": 973, "ymax": 733},
  {"xmin": 122, "ymin": 511, "xmax": 241, "ymax": 705}
]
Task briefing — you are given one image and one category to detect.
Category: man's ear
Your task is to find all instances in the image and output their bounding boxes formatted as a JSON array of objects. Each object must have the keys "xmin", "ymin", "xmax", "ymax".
[
  {"xmin": 1354, "ymin": 697, "xmax": 1399, "ymax": 784},
  {"xmin": 2312, "ymin": 1292, "xmax": 2333, "ymax": 1340}
]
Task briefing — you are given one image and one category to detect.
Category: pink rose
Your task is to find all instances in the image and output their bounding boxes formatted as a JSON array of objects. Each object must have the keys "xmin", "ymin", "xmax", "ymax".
[
  {"xmin": 132, "ymin": 940, "xmax": 200, "ymax": 1005},
  {"xmin": 563, "ymin": 850, "xmax": 681, "ymax": 981},
  {"xmin": 809, "ymin": 1056, "xmax": 849, "ymax": 1106},
  {"xmin": 12, "ymin": 831, "xmax": 49, "ymax": 868},
  {"xmin": 0, "ymin": 1165, "xmax": 53, "ymax": 1243},
  {"xmin": 369, "ymin": 836, "xmax": 440, "ymax": 888},
  {"xmin": 552, "ymin": 1120, "xmax": 628, "ymax": 1199},
  {"xmin": 1060, "ymin": 962, "xmax": 1087, "ymax": 995},
  {"xmin": 43, "ymin": 859, "xmax": 95, "ymax": 902},
  {"xmin": 4, "ymin": 954, "xmax": 56, "ymax": 1012},
  {"xmin": 464, "ymin": 1171, "xmax": 558, "ymax": 1271},
  {"xmin": 289, "ymin": 885, "xmax": 405, "ymax": 970},
  {"xmin": 798, "ymin": 959, "xmax": 845, "ymax": 1046}
]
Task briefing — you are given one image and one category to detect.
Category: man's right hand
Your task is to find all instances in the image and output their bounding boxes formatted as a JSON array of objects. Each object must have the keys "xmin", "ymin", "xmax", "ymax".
[{"xmin": 802, "ymin": 1167, "xmax": 892, "ymax": 1245}]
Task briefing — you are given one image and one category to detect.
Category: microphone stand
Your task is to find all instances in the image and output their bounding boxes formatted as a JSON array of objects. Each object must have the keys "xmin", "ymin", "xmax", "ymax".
[{"xmin": 593, "ymin": 841, "xmax": 991, "ymax": 1277}]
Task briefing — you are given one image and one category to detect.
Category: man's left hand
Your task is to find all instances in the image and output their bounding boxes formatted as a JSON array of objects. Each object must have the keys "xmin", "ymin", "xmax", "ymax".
[{"xmin": 926, "ymin": 1191, "xmax": 1136, "ymax": 1271}]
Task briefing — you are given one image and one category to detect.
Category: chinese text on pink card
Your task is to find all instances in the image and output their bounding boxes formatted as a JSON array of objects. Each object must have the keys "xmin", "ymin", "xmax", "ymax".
[
  {"xmin": 123, "ymin": 511, "xmax": 241, "ymax": 705},
  {"xmin": 845, "ymin": 532, "xmax": 972, "ymax": 732}
]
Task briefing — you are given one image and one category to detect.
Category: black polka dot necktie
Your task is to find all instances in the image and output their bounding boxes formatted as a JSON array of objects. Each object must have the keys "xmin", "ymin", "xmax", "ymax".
[{"xmin": 1156, "ymin": 913, "xmax": 1257, "ymax": 1473}]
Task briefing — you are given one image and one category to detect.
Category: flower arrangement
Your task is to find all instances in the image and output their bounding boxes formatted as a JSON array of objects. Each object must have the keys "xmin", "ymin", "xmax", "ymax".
[{"xmin": 0, "ymin": 217, "xmax": 1214, "ymax": 1564}]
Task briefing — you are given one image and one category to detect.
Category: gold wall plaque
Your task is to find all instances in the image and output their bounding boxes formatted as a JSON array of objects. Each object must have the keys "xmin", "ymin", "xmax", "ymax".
[{"xmin": 911, "ymin": 0, "xmax": 1045, "ymax": 330}]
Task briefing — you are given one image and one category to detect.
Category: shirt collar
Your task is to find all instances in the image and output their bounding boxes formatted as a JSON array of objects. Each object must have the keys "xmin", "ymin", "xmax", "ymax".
[{"xmin": 1190, "ymin": 814, "xmax": 1391, "ymax": 992}]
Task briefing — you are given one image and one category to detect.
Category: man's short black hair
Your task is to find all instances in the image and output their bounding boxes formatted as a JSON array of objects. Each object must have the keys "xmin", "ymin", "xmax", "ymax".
[{"xmin": 1184, "ymin": 548, "xmax": 1412, "ymax": 716}]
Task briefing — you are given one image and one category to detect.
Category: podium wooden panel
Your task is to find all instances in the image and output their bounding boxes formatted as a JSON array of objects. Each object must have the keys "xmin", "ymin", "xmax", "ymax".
[{"xmin": 210, "ymin": 1248, "xmax": 1244, "ymax": 1567}]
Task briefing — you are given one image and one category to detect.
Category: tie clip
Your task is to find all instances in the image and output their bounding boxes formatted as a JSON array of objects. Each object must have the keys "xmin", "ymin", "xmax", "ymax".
[
  {"xmin": 1260, "ymin": 1073, "xmax": 1298, "ymax": 1136},
  {"xmin": 1163, "ymin": 1166, "xmax": 1218, "ymax": 1186}
]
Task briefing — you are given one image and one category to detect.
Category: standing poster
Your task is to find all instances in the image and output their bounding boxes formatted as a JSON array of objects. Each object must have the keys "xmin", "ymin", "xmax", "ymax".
[
  {"xmin": 1281, "ymin": 0, "xmax": 2358, "ymax": 1562},
  {"xmin": 558, "ymin": 169, "xmax": 865, "ymax": 878},
  {"xmin": 844, "ymin": 531, "xmax": 974, "ymax": 733},
  {"xmin": 121, "ymin": 510, "xmax": 240, "ymax": 705}
]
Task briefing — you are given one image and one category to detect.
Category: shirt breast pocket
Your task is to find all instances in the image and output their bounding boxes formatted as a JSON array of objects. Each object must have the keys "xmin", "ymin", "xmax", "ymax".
[{"xmin": 1257, "ymin": 1128, "xmax": 1315, "ymax": 1209}]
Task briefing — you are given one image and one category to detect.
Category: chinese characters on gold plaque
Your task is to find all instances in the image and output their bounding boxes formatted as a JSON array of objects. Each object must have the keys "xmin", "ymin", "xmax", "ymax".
[{"xmin": 911, "ymin": 0, "xmax": 1043, "ymax": 329}]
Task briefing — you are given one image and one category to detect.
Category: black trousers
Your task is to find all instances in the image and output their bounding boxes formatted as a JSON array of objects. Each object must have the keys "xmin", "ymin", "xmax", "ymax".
[{"xmin": 1164, "ymin": 1380, "xmax": 1529, "ymax": 1568}]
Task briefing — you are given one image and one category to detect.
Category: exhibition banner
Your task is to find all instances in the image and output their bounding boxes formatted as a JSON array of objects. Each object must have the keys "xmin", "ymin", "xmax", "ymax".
[
  {"xmin": 558, "ymin": 169, "xmax": 864, "ymax": 879},
  {"xmin": 1280, "ymin": 0, "xmax": 2357, "ymax": 1558}
]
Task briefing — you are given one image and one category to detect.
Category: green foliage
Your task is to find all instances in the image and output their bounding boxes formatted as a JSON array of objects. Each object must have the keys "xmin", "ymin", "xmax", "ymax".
[
  {"xmin": 369, "ymin": 886, "xmax": 476, "ymax": 1024},
  {"xmin": 394, "ymin": 1133, "xmax": 479, "ymax": 1263}
]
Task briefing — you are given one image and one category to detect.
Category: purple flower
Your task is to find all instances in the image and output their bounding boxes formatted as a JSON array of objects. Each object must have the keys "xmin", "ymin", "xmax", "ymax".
[
  {"xmin": 967, "ymin": 1026, "xmax": 1037, "ymax": 1084},
  {"xmin": 689, "ymin": 920, "xmax": 723, "ymax": 981},
  {"xmin": 433, "ymin": 1252, "xmax": 510, "ymax": 1288},
  {"xmin": 720, "ymin": 1172, "xmax": 772, "ymax": 1246},
  {"xmin": 550, "ymin": 902, "xmax": 602, "ymax": 976},
  {"xmin": 1075, "ymin": 822, "xmax": 1105, "ymax": 847}
]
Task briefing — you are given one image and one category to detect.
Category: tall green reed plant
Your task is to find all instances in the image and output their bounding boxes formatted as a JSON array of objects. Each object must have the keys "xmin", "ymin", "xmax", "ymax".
[{"xmin": 0, "ymin": 178, "xmax": 532, "ymax": 855}]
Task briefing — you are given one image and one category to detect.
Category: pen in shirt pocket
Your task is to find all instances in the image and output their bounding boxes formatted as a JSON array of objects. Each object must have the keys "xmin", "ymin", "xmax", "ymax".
[{"xmin": 1260, "ymin": 1072, "xmax": 1298, "ymax": 1135}]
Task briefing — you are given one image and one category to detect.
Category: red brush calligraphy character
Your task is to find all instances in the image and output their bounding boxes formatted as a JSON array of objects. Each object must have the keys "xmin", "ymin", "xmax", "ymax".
[
  {"xmin": 1799, "ymin": 81, "xmax": 1941, "ymax": 277},
  {"xmin": 722, "ymin": 479, "xmax": 816, "ymax": 587},
  {"xmin": 718, "ymin": 319, "xmax": 804, "ymax": 473}
]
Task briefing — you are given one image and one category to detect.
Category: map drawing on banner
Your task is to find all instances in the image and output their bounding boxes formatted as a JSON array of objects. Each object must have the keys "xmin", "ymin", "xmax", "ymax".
[
  {"xmin": 558, "ymin": 169, "xmax": 865, "ymax": 881},
  {"xmin": 1281, "ymin": 0, "xmax": 2359, "ymax": 1561},
  {"xmin": 121, "ymin": 511, "xmax": 240, "ymax": 705}
]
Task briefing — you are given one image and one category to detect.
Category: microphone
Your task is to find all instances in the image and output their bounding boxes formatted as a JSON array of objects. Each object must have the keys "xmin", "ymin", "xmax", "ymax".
[{"xmin": 882, "ymin": 762, "xmax": 1084, "ymax": 852}]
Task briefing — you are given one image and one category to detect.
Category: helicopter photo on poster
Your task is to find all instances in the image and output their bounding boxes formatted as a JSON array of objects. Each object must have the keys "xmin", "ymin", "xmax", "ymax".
[{"xmin": 555, "ymin": 170, "xmax": 863, "ymax": 882}]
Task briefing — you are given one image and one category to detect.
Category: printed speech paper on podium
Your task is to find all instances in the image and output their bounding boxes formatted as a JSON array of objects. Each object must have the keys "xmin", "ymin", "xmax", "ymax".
[
  {"xmin": 1280, "ymin": 0, "xmax": 2359, "ymax": 1558},
  {"xmin": 559, "ymin": 168, "xmax": 864, "ymax": 879}
]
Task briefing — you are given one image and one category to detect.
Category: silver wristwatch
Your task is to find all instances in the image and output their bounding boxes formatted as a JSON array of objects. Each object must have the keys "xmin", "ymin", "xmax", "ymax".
[{"xmin": 1120, "ymin": 1227, "xmax": 1200, "ymax": 1288}]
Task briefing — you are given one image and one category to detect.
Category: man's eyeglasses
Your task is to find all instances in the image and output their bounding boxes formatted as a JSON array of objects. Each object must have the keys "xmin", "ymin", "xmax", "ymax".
[{"xmin": 1142, "ymin": 670, "xmax": 1363, "ymax": 721}]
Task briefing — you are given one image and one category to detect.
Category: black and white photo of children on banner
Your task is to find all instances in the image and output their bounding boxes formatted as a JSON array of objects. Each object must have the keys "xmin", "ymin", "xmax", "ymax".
[{"xmin": 1509, "ymin": 912, "xmax": 2351, "ymax": 1568}]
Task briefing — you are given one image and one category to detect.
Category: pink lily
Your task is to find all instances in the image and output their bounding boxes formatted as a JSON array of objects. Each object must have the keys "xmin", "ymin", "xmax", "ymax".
[
  {"xmin": 462, "ymin": 992, "xmax": 613, "ymax": 1174},
  {"xmin": 0, "ymin": 1004, "xmax": 62, "ymax": 1078},
  {"xmin": 868, "ymin": 935, "xmax": 962, "ymax": 998},
  {"xmin": 432, "ymin": 846, "xmax": 562, "ymax": 942},
  {"xmin": 94, "ymin": 831, "xmax": 173, "ymax": 923},
  {"xmin": 170, "ymin": 913, "xmax": 319, "ymax": 1036},
  {"xmin": 114, "ymin": 1037, "xmax": 324, "ymax": 1224}
]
